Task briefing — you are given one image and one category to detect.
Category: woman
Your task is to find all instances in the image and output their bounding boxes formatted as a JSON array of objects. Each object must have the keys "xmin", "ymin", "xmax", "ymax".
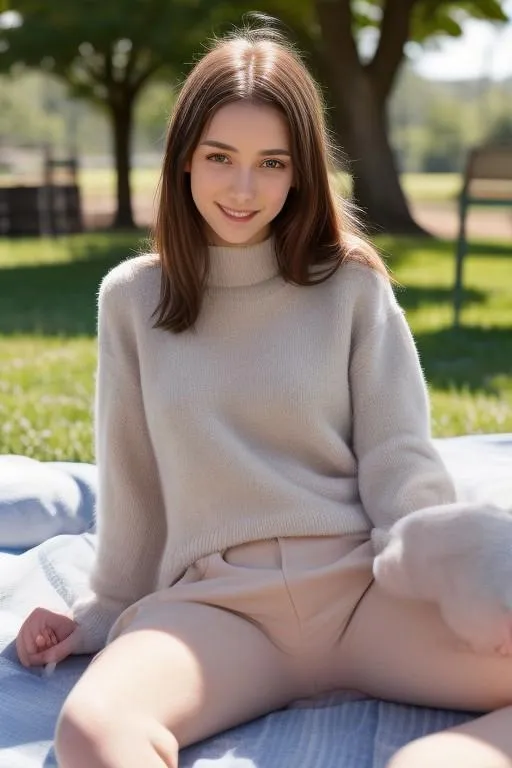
[{"xmin": 16, "ymin": 19, "xmax": 512, "ymax": 768}]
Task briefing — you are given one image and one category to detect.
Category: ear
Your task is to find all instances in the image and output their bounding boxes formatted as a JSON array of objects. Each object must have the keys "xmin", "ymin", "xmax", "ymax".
[{"xmin": 184, "ymin": 160, "xmax": 191, "ymax": 172}]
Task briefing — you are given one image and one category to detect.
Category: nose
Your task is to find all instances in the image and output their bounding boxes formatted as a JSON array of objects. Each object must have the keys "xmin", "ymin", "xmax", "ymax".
[{"xmin": 230, "ymin": 168, "xmax": 256, "ymax": 204}]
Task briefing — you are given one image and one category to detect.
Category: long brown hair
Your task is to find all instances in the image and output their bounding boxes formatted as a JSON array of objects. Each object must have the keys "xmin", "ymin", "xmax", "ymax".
[{"xmin": 152, "ymin": 19, "xmax": 389, "ymax": 333}]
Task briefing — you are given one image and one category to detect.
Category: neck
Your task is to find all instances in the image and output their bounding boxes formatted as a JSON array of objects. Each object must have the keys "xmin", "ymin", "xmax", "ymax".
[{"xmin": 207, "ymin": 235, "xmax": 280, "ymax": 288}]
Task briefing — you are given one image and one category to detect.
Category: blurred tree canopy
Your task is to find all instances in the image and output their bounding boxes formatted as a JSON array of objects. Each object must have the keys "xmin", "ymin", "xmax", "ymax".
[
  {"xmin": 3, "ymin": 65, "xmax": 509, "ymax": 172},
  {"xmin": 0, "ymin": 0, "xmax": 509, "ymax": 231},
  {"xmin": 0, "ymin": 0, "xmax": 229, "ymax": 227}
]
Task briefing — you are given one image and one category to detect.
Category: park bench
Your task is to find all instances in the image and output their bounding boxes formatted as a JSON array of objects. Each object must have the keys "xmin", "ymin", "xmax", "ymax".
[
  {"xmin": 453, "ymin": 144, "xmax": 512, "ymax": 327},
  {"xmin": 0, "ymin": 144, "xmax": 82, "ymax": 236}
]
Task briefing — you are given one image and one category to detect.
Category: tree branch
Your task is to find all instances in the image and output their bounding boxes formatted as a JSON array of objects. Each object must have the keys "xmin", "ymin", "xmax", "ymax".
[
  {"xmin": 366, "ymin": 0, "xmax": 416, "ymax": 107},
  {"xmin": 130, "ymin": 59, "xmax": 163, "ymax": 93},
  {"xmin": 124, "ymin": 43, "xmax": 138, "ymax": 86},
  {"xmin": 315, "ymin": 0, "xmax": 359, "ymax": 68},
  {"xmin": 104, "ymin": 43, "xmax": 114, "ymax": 87}
]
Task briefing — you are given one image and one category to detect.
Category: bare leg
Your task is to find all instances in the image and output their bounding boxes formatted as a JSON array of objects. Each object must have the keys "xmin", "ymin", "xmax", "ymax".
[
  {"xmin": 55, "ymin": 603, "xmax": 302, "ymax": 768},
  {"xmin": 388, "ymin": 707, "xmax": 512, "ymax": 767},
  {"xmin": 337, "ymin": 582, "xmax": 512, "ymax": 767}
]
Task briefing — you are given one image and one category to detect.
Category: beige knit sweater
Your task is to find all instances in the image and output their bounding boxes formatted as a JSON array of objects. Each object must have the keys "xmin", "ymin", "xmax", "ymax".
[{"xmin": 72, "ymin": 236, "xmax": 456, "ymax": 653}]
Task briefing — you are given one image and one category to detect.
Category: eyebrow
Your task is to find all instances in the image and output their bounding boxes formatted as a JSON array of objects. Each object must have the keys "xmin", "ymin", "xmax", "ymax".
[{"xmin": 200, "ymin": 140, "xmax": 291, "ymax": 157}]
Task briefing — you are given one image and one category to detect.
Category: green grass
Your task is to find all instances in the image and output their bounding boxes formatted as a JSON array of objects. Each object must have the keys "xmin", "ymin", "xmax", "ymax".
[
  {"xmin": 377, "ymin": 236, "xmax": 512, "ymax": 436},
  {"xmin": 0, "ymin": 231, "xmax": 511, "ymax": 461},
  {"xmin": 78, "ymin": 167, "xmax": 162, "ymax": 199},
  {"xmin": 0, "ymin": 232, "xmax": 144, "ymax": 461},
  {"xmin": 400, "ymin": 173, "xmax": 462, "ymax": 203}
]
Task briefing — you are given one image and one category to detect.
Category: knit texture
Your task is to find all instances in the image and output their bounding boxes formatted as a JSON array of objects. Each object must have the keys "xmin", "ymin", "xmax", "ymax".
[{"xmin": 71, "ymin": 236, "xmax": 456, "ymax": 652}]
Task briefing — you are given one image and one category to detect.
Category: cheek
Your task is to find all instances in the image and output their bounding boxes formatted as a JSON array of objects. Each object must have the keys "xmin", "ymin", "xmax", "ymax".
[
  {"xmin": 191, "ymin": 164, "xmax": 228, "ymax": 198},
  {"xmin": 264, "ymin": 175, "xmax": 293, "ymax": 210},
  {"xmin": 190, "ymin": 166, "xmax": 215, "ymax": 208}
]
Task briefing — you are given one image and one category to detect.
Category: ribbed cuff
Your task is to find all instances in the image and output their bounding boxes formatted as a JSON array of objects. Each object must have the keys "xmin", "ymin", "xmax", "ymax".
[{"xmin": 71, "ymin": 593, "xmax": 128, "ymax": 654}]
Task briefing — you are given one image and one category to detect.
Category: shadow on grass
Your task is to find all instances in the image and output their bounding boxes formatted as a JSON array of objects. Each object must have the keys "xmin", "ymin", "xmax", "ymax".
[
  {"xmin": 415, "ymin": 324, "xmax": 512, "ymax": 394},
  {"xmin": 394, "ymin": 284, "xmax": 485, "ymax": 311},
  {"xmin": 0, "ymin": 258, "xmax": 119, "ymax": 336},
  {"xmin": 378, "ymin": 236, "xmax": 512, "ymax": 268},
  {"xmin": 2, "ymin": 256, "xmax": 483, "ymax": 336},
  {"xmin": 461, "ymin": 241, "xmax": 512, "ymax": 258},
  {"xmin": 0, "ymin": 233, "xmax": 149, "ymax": 336}
]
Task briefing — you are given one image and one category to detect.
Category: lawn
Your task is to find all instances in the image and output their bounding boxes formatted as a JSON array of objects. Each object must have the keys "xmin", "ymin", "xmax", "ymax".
[
  {"xmin": 0, "ymin": 231, "xmax": 511, "ymax": 461},
  {"xmin": 400, "ymin": 173, "xmax": 462, "ymax": 203}
]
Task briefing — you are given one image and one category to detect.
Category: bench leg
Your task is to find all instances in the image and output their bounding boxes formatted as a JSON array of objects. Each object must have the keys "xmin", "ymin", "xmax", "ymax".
[{"xmin": 453, "ymin": 202, "xmax": 468, "ymax": 328}]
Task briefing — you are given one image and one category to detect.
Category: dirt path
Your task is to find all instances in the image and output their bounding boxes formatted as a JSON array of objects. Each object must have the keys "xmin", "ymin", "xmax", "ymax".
[{"xmin": 411, "ymin": 202, "xmax": 512, "ymax": 241}]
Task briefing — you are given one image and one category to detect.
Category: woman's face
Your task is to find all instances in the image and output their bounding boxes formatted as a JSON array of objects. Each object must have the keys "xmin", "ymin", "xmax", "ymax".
[{"xmin": 187, "ymin": 101, "xmax": 294, "ymax": 247}]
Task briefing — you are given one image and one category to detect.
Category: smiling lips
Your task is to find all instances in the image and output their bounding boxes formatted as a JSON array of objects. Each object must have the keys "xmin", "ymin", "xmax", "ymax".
[{"xmin": 217, "ymin": 204, "xmax": 258, "ymax": 222}]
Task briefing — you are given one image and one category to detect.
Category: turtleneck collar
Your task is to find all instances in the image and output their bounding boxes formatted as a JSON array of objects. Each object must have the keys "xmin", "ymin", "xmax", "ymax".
[{"xmin": 207, "ymin": 235, "xmax": 280, "ymax": 288}]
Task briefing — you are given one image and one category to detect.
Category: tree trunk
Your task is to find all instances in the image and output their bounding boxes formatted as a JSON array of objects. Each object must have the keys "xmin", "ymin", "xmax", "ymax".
[
  {"xmin": 329, "ymin": 67, "xmax": 425, "ymax": 234},
  {"xmin": 315, "ymin": 0, "xmax": 427, "ymax": 235},
  {"xmin": 109, "ymin": 96, "xmax": 135, "ymax": 230}
]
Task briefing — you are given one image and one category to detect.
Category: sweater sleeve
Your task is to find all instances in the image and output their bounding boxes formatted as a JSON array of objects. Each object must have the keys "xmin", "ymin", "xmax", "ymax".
[
  {"xmin": 349, "ymin": 295, "xmax": 456, "ymax": 537},
  {"xmin": 70, "ymin": 267, "xmax": 167, "ymax": 654}
]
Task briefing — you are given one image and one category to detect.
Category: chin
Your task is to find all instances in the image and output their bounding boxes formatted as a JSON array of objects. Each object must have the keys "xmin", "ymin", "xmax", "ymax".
[{"xmin": 210, "ymin": 224, "xmax": 270, "ymax": 247}]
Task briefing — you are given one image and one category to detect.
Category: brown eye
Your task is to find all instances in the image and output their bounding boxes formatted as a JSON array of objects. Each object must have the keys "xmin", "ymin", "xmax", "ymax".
[
  {"xmin": 207, "ymin": 154, "xmax": 230, "ymax": 164},
  {"xmin": 262, "ymin": 159, "xmax": 286, "ymax": 169}
]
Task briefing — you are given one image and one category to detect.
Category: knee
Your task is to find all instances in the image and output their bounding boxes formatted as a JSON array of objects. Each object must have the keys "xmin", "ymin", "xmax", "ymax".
[
  {"xmin": 54, "ymin": 694, "xmax": 111, "ymax": 767},
  {"xmin": 54, "ymin": 692, "xmax": 179, "ymax": 768}
]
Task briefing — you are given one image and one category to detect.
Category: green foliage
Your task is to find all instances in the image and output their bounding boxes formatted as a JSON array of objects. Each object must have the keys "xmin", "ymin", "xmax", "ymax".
[
  {"xmin": 2, "ymin": 1, "xmax": 509, "ymax": 86},
  {"xmin": 0, "ymin": 68, "xmax": 177, "ymax": 155},
  {"xmin": 387, "ymin": 0, "xmax": 506, "ymax": 42},
  {"xmin": 351, "ymin": 0, "xmax": 507, "ymax": 39},
  {"xmin": 0, "ymin": 0, "xmax": 241, "ymax": 106},
  {"xmin": 0, "ymin": 70, "xmax": 66, "ymax": 145},
  {"xmin": 485, "ymin": 115, "xmax": 512, "ymax": 145},
  {"xmin": 134, "ymin": 80, "xmax": 175, "ymax": 148},
  {"xmin": 389, "ymin": 64, "xmax": 512, "ymax": 173}
]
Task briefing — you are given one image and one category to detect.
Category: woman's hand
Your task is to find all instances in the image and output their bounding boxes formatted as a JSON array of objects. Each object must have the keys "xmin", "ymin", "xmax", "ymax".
[{"xmin": 16, "ymin": 607, "xmax": 80, "ymax": 667}]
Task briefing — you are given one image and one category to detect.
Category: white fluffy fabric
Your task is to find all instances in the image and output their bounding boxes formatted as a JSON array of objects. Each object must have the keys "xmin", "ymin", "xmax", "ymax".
[{"xmin": 373, "ymin": 501, "xmax": 512, "ymax": 655}]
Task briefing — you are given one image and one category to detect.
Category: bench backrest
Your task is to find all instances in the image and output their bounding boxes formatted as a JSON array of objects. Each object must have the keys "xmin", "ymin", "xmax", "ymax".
[{"xmin": 462, "ymin": 145, "xmax": 512, "ymax": 202}]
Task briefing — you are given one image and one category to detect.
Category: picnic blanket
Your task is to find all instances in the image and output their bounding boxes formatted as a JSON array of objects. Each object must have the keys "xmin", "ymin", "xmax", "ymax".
[{"xmin": 1, "ymin": 433, "xmax": 511, "ymax": 767}]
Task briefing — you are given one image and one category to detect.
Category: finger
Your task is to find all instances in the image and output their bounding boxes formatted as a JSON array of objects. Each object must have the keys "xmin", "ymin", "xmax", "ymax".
[
  {"xmin": 17, "ymin": 623, "xmax": 41, "ymax": 665},
  {"xmin": 23, "ymin": 627, "xmax": 41, "ymax": 657},
  {"xmin": 27, "ymin": 630, "xmax": 79, "ymax": 666},
  {"xmin": 16, "ymin": 633, "xmax": 30, "ymax": 668},
  {"xmin": 42, "ymin": 628, "xmax": 56, "ymax": 647},
  {"xmin": 24, "ymin": 628, "xmax": 57, "ymax": 666},
  {"xmin": 18, "ymin": 624, "xmax": 42, "ymax": 665}
]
